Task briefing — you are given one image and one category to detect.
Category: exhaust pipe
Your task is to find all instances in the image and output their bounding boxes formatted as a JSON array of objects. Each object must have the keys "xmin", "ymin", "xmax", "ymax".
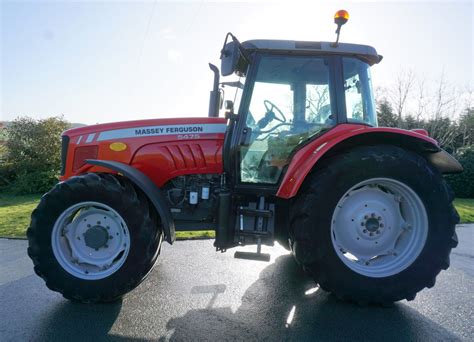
[{"xmin": 208, "ymin": 63, "xmax": 220, "ymax": 118}]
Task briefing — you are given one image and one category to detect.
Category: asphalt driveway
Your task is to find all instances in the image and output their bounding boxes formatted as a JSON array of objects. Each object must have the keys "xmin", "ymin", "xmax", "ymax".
[{"xmin": 0, "ymin": 225, "xmax": 473, "ymax": 341}]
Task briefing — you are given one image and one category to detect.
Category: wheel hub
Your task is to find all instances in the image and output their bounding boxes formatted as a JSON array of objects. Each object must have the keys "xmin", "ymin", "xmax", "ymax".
[{"xmin": 83, "ymin": 225, "xmax": 109, "ymax": 250}]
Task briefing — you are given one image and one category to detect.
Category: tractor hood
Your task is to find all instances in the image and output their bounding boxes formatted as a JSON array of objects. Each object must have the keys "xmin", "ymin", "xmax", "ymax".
[{"xmin": 63, "ymin": 117, "xmax": 227, "ymax": 142}]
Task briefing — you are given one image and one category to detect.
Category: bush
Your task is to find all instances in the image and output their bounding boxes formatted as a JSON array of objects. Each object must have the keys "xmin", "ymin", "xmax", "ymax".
[
  {"xmin": 445, "ymin": 146, "xmax": 474, "ymax": 198},
  {"xmin": 0, "ymin": 116, "xmax": 69, "ymax": 194}
]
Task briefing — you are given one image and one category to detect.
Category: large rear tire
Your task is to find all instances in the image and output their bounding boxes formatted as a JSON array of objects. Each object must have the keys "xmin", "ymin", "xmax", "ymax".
[
  {"xmin": 27, "ymin": 173, "xmax": 163, "ymax": 303},
  {"xmin": 290, "ymin": 145, "xmax": 459, "ymax": 305}
]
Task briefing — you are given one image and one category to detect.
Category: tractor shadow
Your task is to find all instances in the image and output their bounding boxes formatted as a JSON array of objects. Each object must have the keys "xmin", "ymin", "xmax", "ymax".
[{"xmin": 164, "ymin": 255, "xmax": 461, "ymax": 341}]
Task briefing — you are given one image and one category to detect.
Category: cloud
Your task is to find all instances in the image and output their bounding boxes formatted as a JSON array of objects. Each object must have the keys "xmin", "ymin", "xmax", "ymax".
[{"xmin": 167, "ymin": 49, "xmax": 183, "ymax": 63}]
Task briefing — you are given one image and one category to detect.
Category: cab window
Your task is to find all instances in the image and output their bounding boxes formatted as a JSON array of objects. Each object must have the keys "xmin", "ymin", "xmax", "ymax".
[
  {"xmin": 342, "ymin": 58, "xmax": 377, "ymax": 126},
  {"xmin": 240, "ymin": 55, "xmax": 335, "ymax": 184}
]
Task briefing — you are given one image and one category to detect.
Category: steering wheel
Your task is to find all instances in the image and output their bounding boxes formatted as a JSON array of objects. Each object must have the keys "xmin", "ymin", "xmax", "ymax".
[{"xmin": 263, "ymin": 100, "xmax": 286, "ymax": 123}]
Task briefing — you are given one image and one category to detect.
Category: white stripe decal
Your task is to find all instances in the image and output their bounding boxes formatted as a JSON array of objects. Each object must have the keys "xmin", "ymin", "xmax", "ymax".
[
  {"xmin": 97, "ymin": 123, "xmax": 227, "ymax": 142},
  {"xmin": 77, "ymin": 135, "xmax": 83, "ymax": 144},
  {"xmin": 86, "ymin": 133, "xmax": 96, "ymax": 143}
]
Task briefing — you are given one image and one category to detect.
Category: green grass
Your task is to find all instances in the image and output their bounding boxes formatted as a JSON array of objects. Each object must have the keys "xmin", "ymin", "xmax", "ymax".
[
  {"xmin": 454, "ymin": 198, "xmax": 474, "ymax": 224},
  {"xmin": 0, "ymin": 194, "xmax": 472, "ymax": 239},
  {"xmin": 0, "ymin": 194, "xmax": 40, "ymax": 238},
  {"xmin": 176, "ymin": 230, "xmax": 215, "ymax": 240}
]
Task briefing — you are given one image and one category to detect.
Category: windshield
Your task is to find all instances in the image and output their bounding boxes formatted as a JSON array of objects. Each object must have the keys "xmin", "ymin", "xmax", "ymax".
[{"xmin": 240, "ymin": 54, "xmax": 335, "ymax": 184}]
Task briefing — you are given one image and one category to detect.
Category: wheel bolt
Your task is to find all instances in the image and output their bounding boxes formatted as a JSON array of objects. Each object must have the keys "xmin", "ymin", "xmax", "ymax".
[
  {"xmin": 106, "ymin": 226, "xmax": 110, "ymax": 230},
  {"xmin": 104, "ymin": 244, "xmax": 108, "ymax": 248},
  {"xmin": 364, "ymin": 215, "xmax": 368, "ymax": 219},
  {"xmin": 109, "ymin": 236, "xmax": 113, "ymax": 240},
  {"xmin": 371, "ymin": 213, "xmax": 376, "ymax": 218},
  {"xmin": 376, "ymin": 231, "xmax": 380, "ymax": 234},
  {"xmin": 97, "ymin": 221, "xmax": 101, "ymax": 225},
  {"xmin": 87, "ymin": 224, "xmax": 91, "ymax": 228},
  {"xmin": 361, "ymin": 222, "xmax": 365, "ymax": 226},
  {"xmin": 377, "ymin": 216, "xmax": 382, "ymax": 220},
  {"xmin": 363, "ymin": 229, "xmax": 367, "ymax": 233},
  {"xmin": 369, "ymin": 232, "xmax": 373, "ymax": 236},
  {"xmin": 380, "ymin": 223, "xmax": 384, "ymax": 228}
]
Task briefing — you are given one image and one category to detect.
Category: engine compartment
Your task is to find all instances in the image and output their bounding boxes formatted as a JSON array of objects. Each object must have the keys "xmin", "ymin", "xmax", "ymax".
[{"xmin": 162, "ymin": 174, "xmax": 222, "ymax": 230}]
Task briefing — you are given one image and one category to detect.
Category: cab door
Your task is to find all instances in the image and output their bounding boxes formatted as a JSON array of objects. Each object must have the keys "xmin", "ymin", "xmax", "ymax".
[{"xmin": 232, "ymin": 53, "xmax": 338, "ymax": 191}]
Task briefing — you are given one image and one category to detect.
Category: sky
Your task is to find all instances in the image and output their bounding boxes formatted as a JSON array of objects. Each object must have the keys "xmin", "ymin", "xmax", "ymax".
[{"xmin": 1, "ymin": 0, "xmax": 473, "ymax": 124}]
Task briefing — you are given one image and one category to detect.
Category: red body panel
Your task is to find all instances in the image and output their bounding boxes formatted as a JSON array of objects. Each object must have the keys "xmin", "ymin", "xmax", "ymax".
[
  {"xmin": 131, "ymin": 140, "xmax": 223, "ymax": 187},
  {"xmin": 276, "ymin": 124, "xmax": 439, "ymax": 199},
  {"xmin": 61, "ymin": 117, "xmax": 226, "ymax": 186}
]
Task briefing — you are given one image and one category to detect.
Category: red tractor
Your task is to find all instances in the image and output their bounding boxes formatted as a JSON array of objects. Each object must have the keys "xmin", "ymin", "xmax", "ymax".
[{"xmin": 28, "ymin": 11, "xmax": 461, "ymax": 305}]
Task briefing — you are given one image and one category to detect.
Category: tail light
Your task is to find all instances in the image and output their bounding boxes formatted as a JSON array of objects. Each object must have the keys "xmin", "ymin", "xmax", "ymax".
[
  {"xmin": 60, "ymin": 135, "xmax": 70, "ymax": 175},
  {"xmin": 73, "ymin": 145, "xmax": 98, "ymax": 171}
]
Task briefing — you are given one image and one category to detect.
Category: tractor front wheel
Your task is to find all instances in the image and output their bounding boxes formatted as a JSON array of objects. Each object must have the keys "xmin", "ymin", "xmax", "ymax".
[
  {"xmin": 27, "ymin": 173, "xmax": 163, "ymax": 303},
  {"xmin": 290, "ymin": 145, "xmax": 459, "ymax": 305}
]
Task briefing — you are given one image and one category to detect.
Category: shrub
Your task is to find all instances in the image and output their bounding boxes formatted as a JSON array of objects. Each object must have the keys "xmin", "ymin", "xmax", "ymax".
[
  {"xmin": 445, "ymin": 146, "xmax": 474, "ymax": 198},
  {"xmin": 1, "ymin": 116, "xmax": 69, "ymax": 194}
]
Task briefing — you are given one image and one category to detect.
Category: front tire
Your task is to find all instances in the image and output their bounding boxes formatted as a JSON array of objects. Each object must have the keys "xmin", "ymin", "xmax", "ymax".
[
  {"xmin": 290, "ymin": 145, "xmax": 459, "ymax": 305},
  {"xmin": 27, "ymin": 173, "xmax": 163, "ymax": 303}
]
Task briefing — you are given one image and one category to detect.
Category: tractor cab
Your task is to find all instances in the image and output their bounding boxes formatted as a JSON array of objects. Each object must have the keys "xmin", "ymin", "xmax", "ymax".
[
  {"xmin": 210, "ymin": 33, "xmax": 382, "ymax": 190},
  {"xmin": 209, "ymin": 15, "xmax": 384, "ymax": 256}
]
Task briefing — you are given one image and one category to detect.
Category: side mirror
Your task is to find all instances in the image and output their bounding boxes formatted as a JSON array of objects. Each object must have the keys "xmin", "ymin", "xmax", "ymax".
[
  {"xmin": 224, "ymin": 100, "xmax": 234, "ymax": 111},
  {"xmin": 221, "ymin": 41, "xmax": 240, "ymax": 76},
  {"xmin": 224, "ymin": 100, "xmax": 238, "ymax": 120}
]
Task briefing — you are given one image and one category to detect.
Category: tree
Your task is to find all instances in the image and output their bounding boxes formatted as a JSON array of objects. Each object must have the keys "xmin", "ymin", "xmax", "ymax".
[
  {"xmin": 2, "ymin": 116, "xmax": 69, "ymax": 194},
  {"xmin": 376, "ymin": 99, "xmax": 398, "ymax": 127},
  {"xmin": 389, "ymin": 70, "xmax": 415, "ymax": 127},
  {"xmin": 458, "ymin": 107, "xmax": 474, "ymax": 147}
]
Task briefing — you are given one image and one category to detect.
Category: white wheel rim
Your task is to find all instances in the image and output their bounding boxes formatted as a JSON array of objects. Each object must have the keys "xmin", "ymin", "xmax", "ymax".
[
  {"xmin": 331, "ymin": 178, "xmax": 428, "ymax": 278},
  {"xmin": 51, "ymin": 201, "xmax": 131, "ymax": 280}
]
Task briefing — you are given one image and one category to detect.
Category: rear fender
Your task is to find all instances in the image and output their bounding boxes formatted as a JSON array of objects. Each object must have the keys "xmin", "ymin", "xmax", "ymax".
[
  {"xmin": 276, "ymin": 124, "xmax": 463, "ymax": 199},
  {"xmin": 85, "ymin": 159, "xmax": 175, "ymax": 244}
]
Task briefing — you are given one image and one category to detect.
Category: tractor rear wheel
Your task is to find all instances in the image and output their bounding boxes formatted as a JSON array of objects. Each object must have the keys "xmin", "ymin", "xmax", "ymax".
[
  {"xmin": 27, "ymin": 173, "xmax": 163, "ymax": 303},
  {"xmin": 290, "ymin": 145, "xmax": 459, "ymax": 305}
]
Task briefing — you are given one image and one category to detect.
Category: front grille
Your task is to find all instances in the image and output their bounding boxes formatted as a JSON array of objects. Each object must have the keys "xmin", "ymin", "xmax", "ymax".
[{"xmin": 60, "ymin": 135, "xmax": 70, "ymax": 175}]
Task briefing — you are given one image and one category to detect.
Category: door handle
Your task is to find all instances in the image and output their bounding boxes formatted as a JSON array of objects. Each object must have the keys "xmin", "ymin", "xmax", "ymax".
[{"xmin": 240, "ymin": 127, "xmax": 252, "ymax": 146}]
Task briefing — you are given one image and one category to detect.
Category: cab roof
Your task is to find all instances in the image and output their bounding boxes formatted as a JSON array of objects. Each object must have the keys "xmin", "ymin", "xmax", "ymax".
[{"xmin": 241, "ymin": 39, "xmax": 382, "ymax": 65}]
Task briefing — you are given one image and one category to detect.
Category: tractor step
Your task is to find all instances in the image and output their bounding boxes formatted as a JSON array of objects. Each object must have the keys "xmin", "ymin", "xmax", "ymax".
[
  {"xmin": 234, "ymin": 237, "xmax": 270, "ymax": 262},
  {"xmin": 237, "ymin": 208, "xmax": 273, "ymax": 218},
  {"xmin": 234, "ymin": 251, "xmax": 270, "ymax": 262},
  {"xmin": 236, "ymin": 230, "xmax": 270, "ymax": 237}
]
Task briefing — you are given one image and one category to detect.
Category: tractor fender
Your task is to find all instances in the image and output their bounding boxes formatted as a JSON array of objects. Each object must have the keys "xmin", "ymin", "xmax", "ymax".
[
  {"xmin": 85, "ymin": 159, "xmax": 175, "ymax": 244},
  {"xmin": 276, "ymin": 124, "xmax": 463, "ymax": 199}
]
